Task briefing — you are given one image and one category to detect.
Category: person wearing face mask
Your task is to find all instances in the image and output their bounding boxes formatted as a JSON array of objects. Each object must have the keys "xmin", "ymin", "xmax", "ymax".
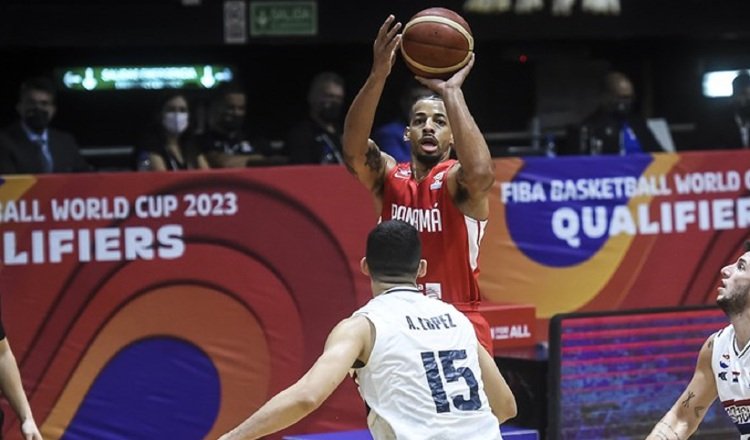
[
  {"xmin": 197, "ymin": 83, "xmax": 282, "ymax": 168},
  {"xmin": 135, "ymin": 93, "xmax": 209, "ymax": 171},
  {"xmin": 691, "ymin": 71, "xmax": 750, "ymax": 151},
  {"xmin": 285, "ymin": 71, "xmax": 347, "ymax": 164},
  {"xmin": 0, "ymin": 76, "xmax": 90, "ymax": 174},
  {"xmin": 563, "ymin": 70, "xmax": 663, "ymax": 155}
]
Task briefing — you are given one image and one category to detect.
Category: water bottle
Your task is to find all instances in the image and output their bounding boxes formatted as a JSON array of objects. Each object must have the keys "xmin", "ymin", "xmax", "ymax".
[
  {"xmin": 579, "ymin": 125, "xmax": 589, "ymax": 154},
  {"xmin": 136, "ymin": 151, "xmax": 152, "ymax": 171},
  {"xmin": 545, "ymin": 133, "xmax": 556, "ymax": 158}
]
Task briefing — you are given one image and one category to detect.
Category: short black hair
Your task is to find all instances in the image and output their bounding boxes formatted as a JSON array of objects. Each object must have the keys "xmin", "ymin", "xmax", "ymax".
[
  {"xmin": 19, "ymin": 76, "xmax": 56, "ymax": 101},
  {"xmin": 744, "ymin": 240, "xmax": 750, "ymax": 252},
  {"xmin": 366, "ymin": 220, "xmax": 421, "ymax": 280},
  {"xmin": 409, "ymin": 94, "xmax": 443, "ymax": 120},
  {"xmin": 210, "ymin": 82, "xmax": 246, "ymax": 105}
]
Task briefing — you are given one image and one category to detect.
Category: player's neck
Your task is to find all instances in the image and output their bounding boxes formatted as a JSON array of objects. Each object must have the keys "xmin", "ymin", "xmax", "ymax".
[
  {"xmin": 411, "ymin": 161, "xmax": 437, "ymax": 182},
  {"xmin": 732, "ymin": 312, "xmax": 750, "ymax": 349},
  {"xmin": 371, "ymin": 280, "xmax": 418, "ymax": 297}
]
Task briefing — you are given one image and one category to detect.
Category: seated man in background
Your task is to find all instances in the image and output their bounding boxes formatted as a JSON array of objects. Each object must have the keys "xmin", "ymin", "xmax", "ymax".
[
  {"xmin": 285, "ymin": 71, "xmax": 346, "ymax": 165},
  {"xmin": 691, "ymin": 71, "xmax": 750, "ymax": 150},
  {"xmin": 198, "ymin": 83, "xmax": 284, "ymax": 168},
  {"xmin": 1, "ymin": 76, "xmax": 90, "ymax": 174},
  {"xmin": 564, "ymin": 71, "xmax": 663, "ymax": 155}
]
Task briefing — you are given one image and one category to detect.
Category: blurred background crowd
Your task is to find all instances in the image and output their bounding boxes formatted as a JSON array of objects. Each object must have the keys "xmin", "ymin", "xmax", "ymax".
[{"xmin": 0, "ymin": 0, "xmax": 749, "ymax": 173}]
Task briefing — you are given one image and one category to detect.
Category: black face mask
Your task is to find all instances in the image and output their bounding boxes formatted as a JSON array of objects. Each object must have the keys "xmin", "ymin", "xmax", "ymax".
[
  {"xmin": 317, "ymin": 101, "xmax": 342, "ymax": 124},
  {"xmin": 23, "ymin": 108, "xmax": 51, "ymax": 133}
]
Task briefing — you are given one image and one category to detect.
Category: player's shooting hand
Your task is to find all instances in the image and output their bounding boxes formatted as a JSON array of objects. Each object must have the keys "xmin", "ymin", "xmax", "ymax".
[
  {"xmin": 372, "ymin": 15, "xmax": 402, "ymax": 78},
  {"xmin": 415, "ymin": 53, "xmax": 475, "ymax": 95}
]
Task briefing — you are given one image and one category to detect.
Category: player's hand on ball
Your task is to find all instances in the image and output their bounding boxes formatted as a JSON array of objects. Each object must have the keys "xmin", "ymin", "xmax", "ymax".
[{"xmin": 416, "ymin": 53, "xmax": 475, "ymax": 94}]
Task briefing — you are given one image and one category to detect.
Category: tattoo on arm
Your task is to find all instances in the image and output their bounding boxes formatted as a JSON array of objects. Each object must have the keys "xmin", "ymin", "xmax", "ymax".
[
  {"xmin": 364, "ymin": 146, "xmax": 383, "ymax": 173},
  {"xmin": 708, "ymin": 338, "xmax": 713, "ymax": 349},
  {"xmin": 681, "ymin": 391, "xmax": 695, "ymax": 408}
]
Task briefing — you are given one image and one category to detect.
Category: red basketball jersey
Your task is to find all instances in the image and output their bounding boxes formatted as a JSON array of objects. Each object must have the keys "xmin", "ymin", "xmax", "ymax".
[{"xmin": 381, "ymin": 160, "xmax": 487, "ymax": 310}]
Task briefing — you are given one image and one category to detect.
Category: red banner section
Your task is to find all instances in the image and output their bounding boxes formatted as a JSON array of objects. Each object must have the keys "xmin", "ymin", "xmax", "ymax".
[
  {"xmin": 0, "ymin": 151, "xmax": 746, "ymax": 438},
  {"xmin": 0, "ymin": 167, "xmax": 375, "ymax": 439}
]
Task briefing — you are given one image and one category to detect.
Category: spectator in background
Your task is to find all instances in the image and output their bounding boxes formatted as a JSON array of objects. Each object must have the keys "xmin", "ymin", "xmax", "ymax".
[
  {"xmin": 372, "ymin": 84, "xmax": 431, "ymax": 163},
  {"xmin": 692, "ymin": 71, "xmax": 750, "ymax": 150},
  {"xmin": 563, "ymin": 71, "xmax": 662, "ymax": 155},
  {"xmin": 1, "ymin": 76, "xmax": 90, "ymax": 173},
  {"xmin": 285, "ymin": 71, "xmax": 346, "ymax": 164},
  {"xmin": 135, "ymin": 92, "xmax": 209, "ymax": 171},
  {"xmin": 198, "ymin": 83, "xmax": 282, "ymax": 168}
]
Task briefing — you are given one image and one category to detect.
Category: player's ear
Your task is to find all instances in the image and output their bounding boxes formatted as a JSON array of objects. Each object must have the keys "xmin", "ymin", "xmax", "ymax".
[
  {"xmin": 417, "ymin": 259, "xmax": 427, "ymax": 278},
  {"xmin": 360, "ymin": 257, "xmax": 370, "ymax": 276},
  {"xmin": 403, "ymin": 126, "xmax": 410, "ymax": 143}
]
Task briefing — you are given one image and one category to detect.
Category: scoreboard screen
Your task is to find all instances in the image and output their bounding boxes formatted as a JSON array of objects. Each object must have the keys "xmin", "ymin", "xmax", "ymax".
[{"xmin": 548, "ymin": 306, "xmax": 736, "ymax": 439}]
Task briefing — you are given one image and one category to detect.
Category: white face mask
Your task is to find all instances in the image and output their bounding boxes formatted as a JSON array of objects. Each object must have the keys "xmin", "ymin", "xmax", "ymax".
[{"xmin": 162, "ymin": 111, "xmax": 189, "ymax": 135}]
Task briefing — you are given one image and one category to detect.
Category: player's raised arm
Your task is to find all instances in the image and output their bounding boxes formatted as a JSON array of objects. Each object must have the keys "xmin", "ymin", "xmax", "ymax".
[
  {"xmin": 645, "ymin": 335, "xmax": 718, "ymax": 439},
  {"xmin": 416, "ymin": 55, "xmax": 495, "ymax": 220},
  {"xmin": 342, "ymin": 16, "xmax": 400, "ymax": 194}
]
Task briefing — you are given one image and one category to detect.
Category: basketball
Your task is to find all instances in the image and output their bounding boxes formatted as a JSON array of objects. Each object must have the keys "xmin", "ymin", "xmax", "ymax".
[{"xmin": 400, "ymin": 7, "xmax": 474, "ymax": 79}]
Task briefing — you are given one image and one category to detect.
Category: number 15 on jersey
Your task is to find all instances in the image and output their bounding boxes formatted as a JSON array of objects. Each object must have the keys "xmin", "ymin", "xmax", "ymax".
[{"xmin": 420, "ymin": 349, "xmax": 482, "ymax": 413}]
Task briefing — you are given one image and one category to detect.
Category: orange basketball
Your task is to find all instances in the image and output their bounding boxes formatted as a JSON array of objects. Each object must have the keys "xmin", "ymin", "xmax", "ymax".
[{"xmin": 400, "ymin": 7, "xmax": 474, "ymax": 79}]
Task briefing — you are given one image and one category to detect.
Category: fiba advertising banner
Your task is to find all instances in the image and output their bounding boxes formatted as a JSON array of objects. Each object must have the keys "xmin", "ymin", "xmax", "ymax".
[
  {"xmin": 480, "ymin": 150, "xmax": 750, "ymax": 335},
  {"xmin": 0, "ymin": 167, "xmax": 374, "ymax": 439},
  {"xmin": 0, "ymin": 151, "xmax": 748, "ymax": 438}
]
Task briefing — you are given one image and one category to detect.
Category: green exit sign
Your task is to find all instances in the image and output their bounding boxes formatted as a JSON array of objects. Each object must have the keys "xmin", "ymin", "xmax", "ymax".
[
  {"xmin": 250, "ymin": 1, "xmax": 317, "ymax": 36},
  {"xmin": 55, "ymin": 65, "xmax": 235, "ymax": 91}
]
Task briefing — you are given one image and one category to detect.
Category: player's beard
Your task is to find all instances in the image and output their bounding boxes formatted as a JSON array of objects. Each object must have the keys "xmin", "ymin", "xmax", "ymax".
[
  {"xmin": 717, "ymin": 285, "xmax": 749, "ymax": 317},
  {"xmin": 414, "ymin": 152, "xmax": 442, "ymax": 168}
]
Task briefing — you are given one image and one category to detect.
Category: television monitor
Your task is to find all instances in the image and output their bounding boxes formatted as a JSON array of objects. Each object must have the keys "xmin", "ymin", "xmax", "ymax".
[{"xmin": 548, "ymin": 306, "xmax": 736, "ymax": 439}]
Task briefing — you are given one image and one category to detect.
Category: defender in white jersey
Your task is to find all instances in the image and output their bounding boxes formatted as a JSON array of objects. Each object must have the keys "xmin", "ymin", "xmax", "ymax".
[
  {"xmin": 219, "ymin": 220, "xmax": 516, "ymax": 440},
  {"xmin": 354, "ymin": 288, "xmax": 500, "ymax": 439},
  {"xmin": 647, "ymin": 241, "xmax": 750, "ymax": 439}
]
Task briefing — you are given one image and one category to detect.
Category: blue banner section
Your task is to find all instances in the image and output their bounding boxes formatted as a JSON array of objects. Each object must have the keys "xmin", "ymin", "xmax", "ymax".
[{"xmin": 503, "ymin": 155, "xmax": 652, "ymax": 267}]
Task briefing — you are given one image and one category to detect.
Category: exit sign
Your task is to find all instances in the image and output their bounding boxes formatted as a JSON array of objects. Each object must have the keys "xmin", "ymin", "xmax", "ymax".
[{"xmin": 250, "ymin": 1, "xmax": 317, "ymax": 36}]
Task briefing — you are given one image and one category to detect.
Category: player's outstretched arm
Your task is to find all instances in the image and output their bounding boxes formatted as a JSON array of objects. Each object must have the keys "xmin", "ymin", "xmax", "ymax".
[
  {"xmin": 342, "ymin": 15, "xmax": 399, "ymax": 194},
  {"xmin": 416, "ymin": 54, "xmax": 494, "ymax": 220},
  {"xmin": 0, "ymin": 338, "xmax": 42, "ymax": 440},
  {"xmin": 218, "ymin": 317, "xmax": 371, "ymax": 440},
  {"xmin": 478, "ymin": 344, "xmax": 517, "ymax": 424},
  {"xmin": 645, "ymin": 335, "xmax": 718, "ymax": 440}
]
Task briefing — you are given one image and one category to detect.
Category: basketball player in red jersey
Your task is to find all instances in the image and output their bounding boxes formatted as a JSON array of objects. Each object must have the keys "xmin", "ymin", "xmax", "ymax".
[{"xmin": 342, "ymin": 15, "xmax": 495, "ymax": 352}]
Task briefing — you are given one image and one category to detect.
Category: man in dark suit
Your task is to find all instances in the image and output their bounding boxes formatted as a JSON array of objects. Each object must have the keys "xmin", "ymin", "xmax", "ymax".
[
  {"xmin": 563, "ymin": 71, "xmax": 663, "ymax": 155},
  {"xmin": 1, "ymin": 76, "xmax": 90, "ymax": 174},
  {"xmin": 691, "ymin": 71, "xmax": 750, "ymax": 151}
]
